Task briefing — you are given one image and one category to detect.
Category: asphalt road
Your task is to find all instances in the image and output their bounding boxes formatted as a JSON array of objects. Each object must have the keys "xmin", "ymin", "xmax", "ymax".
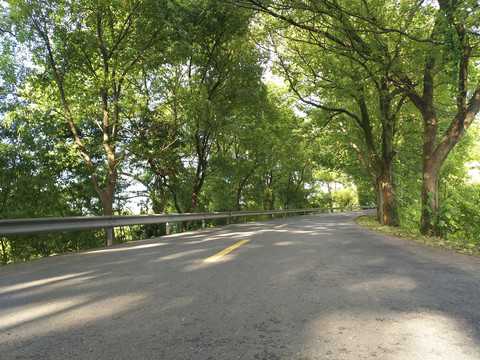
[{"xmin": 1, "ymin": 210, "xmax": 480, "ymax": 359}]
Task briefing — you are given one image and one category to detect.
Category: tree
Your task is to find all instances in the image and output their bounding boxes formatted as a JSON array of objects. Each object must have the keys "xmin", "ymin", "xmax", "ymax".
[
  {"xmin": 132, "ymin": 0, "xmax": 265, "ymax": 229},
  {"xmin": 235, "ymin": 0, "xmax": 414, "ymax": 226},
  {"xmin": 0, "ymin": 112, "xmax": 105, "ymax": 263},
  {"xmin": 200, "ymin": 82, "xmax": 315, "ymax": 214},
  {"xmin": 5, "ymin": 0, "xmax": 173, "ymax": 244},
  {"xmin": 393, "ymin": 0, "xmax": 480, "ymax": 234},
  {"xmin": 233, "ymin": 0, "xmax": 480, "ymax": 233}
]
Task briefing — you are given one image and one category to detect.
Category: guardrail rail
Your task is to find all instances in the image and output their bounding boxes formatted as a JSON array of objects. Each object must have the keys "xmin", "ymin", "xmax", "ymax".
[{"xmin": 0, "ymin": 205, "xmax": 376, "ymax": 246}]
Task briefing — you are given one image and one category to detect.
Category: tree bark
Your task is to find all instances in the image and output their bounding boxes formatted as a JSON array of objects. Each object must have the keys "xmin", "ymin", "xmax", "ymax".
[
  {"xmin": 236, "ymin": 173, "xmax": 252, "ymax": 211},
  {"xmin": 380, "ymin": 170, "xmax": 397, "ymax": 227},
  {"xmin": 379, "ymin": 88, "xmax": 399, "ymax": 227},
  {"xmin": 263, "ymin": 171, "xmax": 275, "ymax": 218},
  {"xmin": 357, "ymin": 92, "xmax": 399, "ymax": 226},
  {"xmin": 421, "ymin": 161, "xmax": 440, "ymax": 235},
  {"xmin": 376, "ymin": 180, "xmax": 383, "ymax": 223}
]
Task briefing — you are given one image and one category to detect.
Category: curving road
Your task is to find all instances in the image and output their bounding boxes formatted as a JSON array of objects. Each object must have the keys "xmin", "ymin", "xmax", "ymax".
[{"xmin": 1, "ymin": 210, "xmax": 480, "ymax": 359}]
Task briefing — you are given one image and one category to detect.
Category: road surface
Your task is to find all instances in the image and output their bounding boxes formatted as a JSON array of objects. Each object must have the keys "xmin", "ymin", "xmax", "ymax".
[{"xmin": 1, "ymin": 210, "xmax": 480, "ymax": 359}]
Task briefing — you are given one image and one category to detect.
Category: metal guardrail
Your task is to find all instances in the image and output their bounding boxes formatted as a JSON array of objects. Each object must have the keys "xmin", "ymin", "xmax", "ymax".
[{"xmin": 0, "ymin": 206, "xmax": 376, "ymax": 245}]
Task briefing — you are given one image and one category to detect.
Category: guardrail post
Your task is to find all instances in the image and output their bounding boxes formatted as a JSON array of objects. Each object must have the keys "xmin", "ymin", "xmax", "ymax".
[
  {"xmin": 166, "ymin": 222, "xmax": 170, "ymax": 235},
  {"xmin": 243, "ymin": 215, "xmax": 246, "ymax": 223},
  {"xmin": 106, "ymin": 227, "xmax": 114, "ymax": 246},
  {"xmin": 202, "ymin": 219, "xmax": 206, "ymax": 229}
]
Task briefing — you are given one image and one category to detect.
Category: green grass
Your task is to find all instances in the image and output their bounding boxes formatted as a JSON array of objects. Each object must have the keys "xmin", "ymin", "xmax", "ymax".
[{"xmin": 356, "ymin": 214, "xmax": 480, "ymax": 257}]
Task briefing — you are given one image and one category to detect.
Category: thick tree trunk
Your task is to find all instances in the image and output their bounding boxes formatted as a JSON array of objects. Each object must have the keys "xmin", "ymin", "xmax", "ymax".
[
  {"xmin": 151, "ymin": 195, "xmax": 168, "ymax": 237},
  {"xmin": 378, "ymin": 78, "xmax": 399, "ymax": 227},
  {"xmin": 264, "ymin": 172, "xmax": 275, "ymax": 218},
  {"xmin": 374, "ymin": 163, "xmax": 397, "ymax": 228},
  {"xmin": 375, "ymin": 180, "xmax": 383, "ymax": 223},
  {"xmin": 236, "ymin": 187, "xmax": 243, "ymax": 212},
  {"xmin": 357, "ymin": 92, "xmax": 399, "ymax": 226},
  {"xmin": 1, "ymin": 238, "xmax": 7, "ymax": 264},
  {"xmin": 326, "ymin": 182, "xmax": 334, "ymax": 213},
  {"xmin": 419, "ymin": 98, "xmax": 440, "ymax": 235},
  {"xmin": 236, "ymin": 174, "xmax": 251, "ymax": 212},
  {"xmin": 182, "ymin": 173, "xmax": 206, "ymax": 232},
  {"xmin": 420, "ymin": 161, "xmax": 440, "ymax": 235},
  {"xmin": 379, "ymin": 144, "xmax": 398, "ymax": 227},
  {"xmin": 182, "ymin": 188, "xmax": 200, "ymax": 233},
  {"xmin": 102, "ymin": 180, "xmax": 116, "ymax": 246},
  {"xmin": 181, "ymin": 221, "xmax": 188, "ymax": 233},
  {"xmin": 376, "ymin": 167, "xmax": 398, "ymax": 227},
  {"xmin": 381, "ymin": 176, "xmax": 397, "ymax": 227},
  {"xmin": 180, "ymin": 121, "xmax": 209, "ymax": 232}
]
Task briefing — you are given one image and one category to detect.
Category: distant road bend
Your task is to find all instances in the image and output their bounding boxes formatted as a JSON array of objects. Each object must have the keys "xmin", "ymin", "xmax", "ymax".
[{"xmin": 1, "ymin": 210, "xmax": 480, "ymax": 359}]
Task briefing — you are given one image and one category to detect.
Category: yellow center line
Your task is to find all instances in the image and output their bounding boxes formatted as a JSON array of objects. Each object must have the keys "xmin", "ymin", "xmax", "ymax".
[
  {"xmin": 203, "ymin": 239, "xmax": 250, "ymax": 263},
  {"xmin": 274, "ymin": 224, "xmax": 287, "ymax": 229}
]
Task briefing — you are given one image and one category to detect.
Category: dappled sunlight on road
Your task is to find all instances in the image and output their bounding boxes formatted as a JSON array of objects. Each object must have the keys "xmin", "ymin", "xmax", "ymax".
[
  {"xmin": 346, "ymin": 275, "xmax": 418, "ymax": 292},
  {"xmin": 274, "ymin": 241, "xmax": 297, "ymax": 246},
  {"xmin": 302, "ymin": 310, "xmax": 480, "ymax": 359},
  {"xmin": 0, "ymin": 271, "xmax": 94, "ymax": 296},
  {"xmin": 82, "ymin": 241, "xmax": 168, "ymax": 254},
  {"xmin": 155, "ymin": 249, "xmax": 207, "ymax": 262},
  {"xmin": 0, "ymin": 297, "xmax": 85, "ymax": 330},
  {"xmin": 183, "ymin": 231, "xmax": 257, "ymax": 245},
  {"xmin": 1, "ymin": 274, "xmax": 149, "ymax": 344}
]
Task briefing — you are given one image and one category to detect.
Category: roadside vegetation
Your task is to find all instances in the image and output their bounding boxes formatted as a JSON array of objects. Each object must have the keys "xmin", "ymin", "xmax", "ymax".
[{"xmin": 357, "ymin": 214, "xmax": 480, "ymax": 257}]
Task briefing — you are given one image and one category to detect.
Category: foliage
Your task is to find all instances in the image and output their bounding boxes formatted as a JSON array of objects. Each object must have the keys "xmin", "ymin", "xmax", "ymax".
[
  {"xmin": 436, "ymin": 125, "xmax": 480, "ymax": 244},
  {"xmin": 357, "ymin": 214, "xmax": 480, "ymax": 256},
  {"xmin": 0, "ymin": 113, "xmax": 106, "ymax": 263}
]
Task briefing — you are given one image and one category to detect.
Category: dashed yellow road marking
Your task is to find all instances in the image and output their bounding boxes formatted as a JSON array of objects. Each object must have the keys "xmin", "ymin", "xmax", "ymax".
[
  {"xmin": 203, "ymin": 239, "xmax": 250, "ymax": 263},
  {"xmin": 274, "ymin": 224, "xmax": 287, "ymax": 229}
]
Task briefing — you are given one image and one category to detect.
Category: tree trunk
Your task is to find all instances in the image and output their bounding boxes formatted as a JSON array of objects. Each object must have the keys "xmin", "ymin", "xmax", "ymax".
[
  {"xmin": 379, "ymin": 142, "xmax": 398, "ymax": 227},
  {"xmin": 102, "ymin": 185, "xmax": 116, "ymax": 246},
  {"xmin": 1, "ymin": 238, "xmax": 7, "ymax": 264},
  {"xmin": 376, "ymin": 180, "xmax": 383, "ymax": 223},
  {"xmin": 236, "ymin": 186, "xmax": 243, "ymax": 212},
  {"xmin": 356, "ymin": 92, "xmax": 400, "ymax": 226},
  {"xmin": 419, "ymin": 95, "xmax": 440, "ymax": 235},
  {"xmin": 381, "ymin": 176, "xmax": 397, "ymax": 227},
  {"xmin": 378, "ymin": 77, "xmax": 400, "ymax": 227},
  {"xmin": 420, "ymin": 161, "xmax": 440, "ymax": 235},
  {"xmin": 150, "ymin": 188, "xmax": 167, "ymax": 236},
  {"xmin": 265, "ymin": 172, "xmax": 275, "ymax": 217},
  {"xmin": 236, "ymin": 174, "xmax": 251, "ymax": 212},
  {"xmin": 326, "ymin": 182, "xmax": 334, "ymax": 213},
  {"xmin": 377, "ymin": 166, "xmax": 399, "ymax": 227}
]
